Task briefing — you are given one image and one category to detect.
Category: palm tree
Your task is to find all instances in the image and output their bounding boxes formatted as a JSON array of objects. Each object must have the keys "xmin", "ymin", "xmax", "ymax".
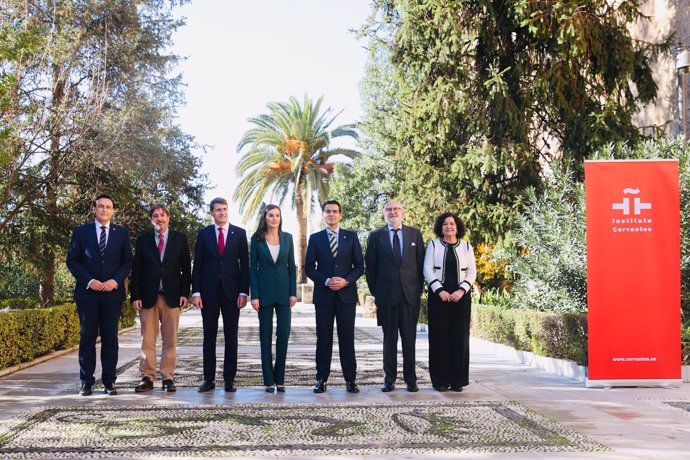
[{"xmin": 235, "ymin": 95, "xmax": 360, "ymax": 283}]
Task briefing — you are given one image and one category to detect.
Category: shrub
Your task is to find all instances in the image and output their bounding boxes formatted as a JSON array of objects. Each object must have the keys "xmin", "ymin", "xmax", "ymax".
[
  {"xmin": 0, "ymin": 300, "xmax": 138, "ymax": 370},
  {"xmin": 0, "ymin": 298, "xmax": 38, "ymax": 311},
  {"xmin": 492, "ymin": 165, "xmax": 587, "ymax": 313},
  {"xmin": 471, "ymin": 304, "xmax": 588, "ymax": 365},
  {"xmin": 0, "ymin": 303, "xmax": 80, "ymax": 369},
  {"xmin": 494, "ymin": 139, "xmax": 690, "ymax": 320}
]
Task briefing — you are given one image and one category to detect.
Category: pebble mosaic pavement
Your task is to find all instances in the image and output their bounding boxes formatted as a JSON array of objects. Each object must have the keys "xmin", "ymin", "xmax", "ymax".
[{"xmin": 0, "ymin": 401, "xmax": 607, "ymax": 458}]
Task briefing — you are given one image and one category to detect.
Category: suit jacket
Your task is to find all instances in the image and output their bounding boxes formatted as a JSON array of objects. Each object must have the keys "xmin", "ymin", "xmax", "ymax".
[
  {"xmin": 305, "ymin": 228, "xmax": 364, "ymax": 305},
  {"xmin": 130, "ymin": 229, "xmax": 191, "ymax": 309},
  {"xmin": 191, "ymin": 223, "xmax": 249, "ymax": 301},
  {"xmin": 249, "ymin": 231, "xmax": 297, "ymax": 306},
  {"xmin": 365, "ymin": 224, "xmax": 424, "ymax": 307},
  {"xmin": 66, "ymin": 221, "xmax": 133, "ymax": 303}
]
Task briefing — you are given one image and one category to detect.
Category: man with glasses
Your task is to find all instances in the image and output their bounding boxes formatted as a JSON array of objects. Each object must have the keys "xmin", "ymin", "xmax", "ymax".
[{"xmin": 365, "ymin": 200, "xmax": 425, "ymax": 392}]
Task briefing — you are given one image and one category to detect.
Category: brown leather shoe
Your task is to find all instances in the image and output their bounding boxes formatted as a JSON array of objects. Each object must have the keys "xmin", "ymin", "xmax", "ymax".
[{"xmin": 135, "ymin": 377, "xmax": 154, "ymax": 393}]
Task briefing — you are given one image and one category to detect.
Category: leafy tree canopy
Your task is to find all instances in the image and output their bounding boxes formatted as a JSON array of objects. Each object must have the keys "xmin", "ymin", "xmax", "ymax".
[{"xmin": 340, "ymin": 0, "xmax": 672, "ymax": 243}]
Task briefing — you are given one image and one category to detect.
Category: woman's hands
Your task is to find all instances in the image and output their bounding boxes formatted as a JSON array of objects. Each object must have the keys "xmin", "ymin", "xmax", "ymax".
[{"xmin": 438, "ymin": 289, "xmax": 465, "ymax": 302}]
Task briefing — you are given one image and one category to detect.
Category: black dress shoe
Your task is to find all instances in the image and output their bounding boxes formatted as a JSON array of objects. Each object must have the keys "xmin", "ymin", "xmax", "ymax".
[
  {"xmin": 406, "ymin": 383, "xmax": 419, "ymax": 392},
  {"xmin": 135, "ymin": 377, "xmax": 154, "ymax": 393},
  {"xmin": 345, "ymin": 381, "xmax": 360, "ymax": 393},
  {"xmin": 79, "ymin": 383, "xmax": 93, "ymax": 396},
  {"xmin": 313, "ymin": 378, "xmax": 327, "ymax": 393},
  {"xmin": 224, "ymin": 382, "xmax": 237, "ymax": 392},
  {"xmin": 381, "ymin": 382, "xmax": 395, "ymax": 392},
  {"xmin": 103, "ymin": 383, "xmax": 118, "ymax": 395},
  {"xmin": 265, "ymin": 386, "xmax": 275, "ymax": 393},
  {"xmin": 162, "ymin": 379, "xmax": 177, "ymax": 392},
  {"xmin": 450, "ymin": 386, "xmax": 463, "ymax": 392},
  {"xmin": 433, "ymin": 385, "xmax": 449, "ymax": 392},
  {"xmin": 276, "ymin": 386, "xmax": 286, "ymax": 393},
  {"xmin": 198, "ymin": 380, "xmax": 216, "ymax": 393}
]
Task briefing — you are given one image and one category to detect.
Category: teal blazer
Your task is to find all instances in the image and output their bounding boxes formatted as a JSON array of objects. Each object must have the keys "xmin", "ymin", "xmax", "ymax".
[{"xmin": 249, "ymin": 231, "xmax": 297, "ymax": 306}]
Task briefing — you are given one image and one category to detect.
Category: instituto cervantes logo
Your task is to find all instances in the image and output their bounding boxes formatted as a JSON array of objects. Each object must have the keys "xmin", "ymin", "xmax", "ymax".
[{"xmin": 611, "ymin": 188, "xmax": 653, "ymax": 233}]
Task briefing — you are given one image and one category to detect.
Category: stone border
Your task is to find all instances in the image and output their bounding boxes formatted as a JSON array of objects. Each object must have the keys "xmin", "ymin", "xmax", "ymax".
[
  {"xmin": 472, "ymin": 337, "xmax": 587, "ymax": 382},
  {"xmin": 473, "ymin": 337, "xmax": 690, "ymax": 384}
]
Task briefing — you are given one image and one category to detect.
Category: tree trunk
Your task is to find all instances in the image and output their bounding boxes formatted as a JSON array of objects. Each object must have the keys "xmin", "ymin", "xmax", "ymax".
[
  {"xmin": 294, "ymin": 183, "xmax": 308, "ymax": 284},
  {"xmin": 39, "ymin": 64, "xmax": 65, "ymax": 307}
]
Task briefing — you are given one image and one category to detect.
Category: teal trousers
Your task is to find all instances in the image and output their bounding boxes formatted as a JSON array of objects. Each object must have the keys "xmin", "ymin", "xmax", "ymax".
[{"xmin": 258, "ymin": 304, "xmax": 291, "ymax": 386}]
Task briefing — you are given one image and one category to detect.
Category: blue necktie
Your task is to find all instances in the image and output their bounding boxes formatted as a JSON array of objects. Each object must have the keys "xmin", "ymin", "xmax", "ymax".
[
  {"xmin": 99, "ymin": 226, "xmax": 106, "ymax": 256},
  {"xmin": 392, "ymin": 228, "xmax": 402, "ymax": 263}
]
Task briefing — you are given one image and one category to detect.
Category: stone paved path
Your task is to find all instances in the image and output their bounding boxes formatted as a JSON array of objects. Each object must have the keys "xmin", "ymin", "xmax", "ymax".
[{"xmin": 0, "ymin": 303, "xmax": 689, "ymax": 459}]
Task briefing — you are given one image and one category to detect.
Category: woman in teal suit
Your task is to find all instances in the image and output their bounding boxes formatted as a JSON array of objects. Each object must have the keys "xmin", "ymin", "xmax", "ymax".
[{"xmin": 249, "ymin": 204, "xmax": 297, "ymax": 392}]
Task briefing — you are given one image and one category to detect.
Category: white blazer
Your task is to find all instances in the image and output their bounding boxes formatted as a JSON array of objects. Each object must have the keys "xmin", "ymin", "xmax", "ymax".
[{"xmin": 423, "ymin": 238, "xmax": 477, "ymax": 294}]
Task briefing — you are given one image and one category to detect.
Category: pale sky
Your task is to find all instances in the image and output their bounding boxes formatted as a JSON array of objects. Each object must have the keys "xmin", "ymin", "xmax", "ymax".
[{"xmin": 172, "ymin": 1, "xmax": 372, "ymax": 232}]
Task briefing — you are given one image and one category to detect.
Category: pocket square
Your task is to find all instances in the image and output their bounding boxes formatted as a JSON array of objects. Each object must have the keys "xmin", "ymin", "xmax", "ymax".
[{"xmin": 411, "ymin": 242, "xmax": 416, "ymax": 246}]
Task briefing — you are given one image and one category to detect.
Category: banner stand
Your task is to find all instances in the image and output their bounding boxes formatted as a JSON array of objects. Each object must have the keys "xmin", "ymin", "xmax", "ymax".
[
  {"xmin": 586, "ymin": 379, "xmax": 682, "ymax": 388},
  {"xmin": 585, "ymin": 160, "xmax": 681, "ymax": 388}
]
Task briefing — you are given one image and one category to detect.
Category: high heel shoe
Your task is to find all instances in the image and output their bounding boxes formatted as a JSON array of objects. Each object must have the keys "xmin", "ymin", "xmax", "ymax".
[
  {"xmin": 276, "ymin": 385, "xmax": 286, "ymax": 393},
  {"xmin": 265, "ymin": 386, "xmax": 275, "ymax": 393}
]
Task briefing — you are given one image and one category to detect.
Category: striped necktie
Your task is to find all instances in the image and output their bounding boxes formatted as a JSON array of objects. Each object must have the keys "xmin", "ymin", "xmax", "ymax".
[
  {"xmin": 329, "ymin": 231, "xmax": 338, "ymax": 258},
  {"xmin": 99, "ymin": 225, "xmax": 107, "ymax": 256}
]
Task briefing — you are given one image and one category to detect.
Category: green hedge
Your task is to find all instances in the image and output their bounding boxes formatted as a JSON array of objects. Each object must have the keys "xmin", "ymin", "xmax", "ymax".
[
  {"xmin": 0, "ymin": 300, "xmax": 138, "ymax": 370},
  {"xmin": 0, "ymin": 297, "xmax": 38, "ymax": 311},
  {"xmin": 470, "ymin": 304, "xmax": 588, "ymax": 365}
]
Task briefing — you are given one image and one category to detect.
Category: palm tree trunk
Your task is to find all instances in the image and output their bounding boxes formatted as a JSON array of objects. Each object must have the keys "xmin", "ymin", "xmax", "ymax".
[{"xmin": 294, "ymin": 183, "xmax": 308, "ymax": 284}]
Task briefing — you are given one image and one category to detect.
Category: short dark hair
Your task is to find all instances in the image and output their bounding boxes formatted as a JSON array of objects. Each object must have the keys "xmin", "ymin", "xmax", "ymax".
[
  {"xmin": 433, "ymin": 212, "xmax": 466, "ymax": 239},
  {"xmin": 148, "ymin": 203, "xmax": 170, "ymax": 218},
  {"xmin": 93, "ymin": 194, "xmax": 115, "ymax": 208},
  {"xmin": 321, "ymin": 200, "xmax": 341, "ymax": 212},
  {"xmin": 209, "ymin": 197, "xmax": 228, "ymax": 212}
]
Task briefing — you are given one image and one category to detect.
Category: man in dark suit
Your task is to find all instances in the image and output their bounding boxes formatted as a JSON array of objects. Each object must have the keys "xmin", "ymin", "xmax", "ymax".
[
  {"xmin": 305, "ymin": 200, "xmax": 364, "ymax": 394},
  {"xmin": 130, "ymin": 204, "xmax": 191, "ymax": 393},
  {"xmin": 192, "ymin": 197, "xmax": 249, "ymax": 393},
  {"xmin": 66, "ymin": 194, "xmax": 133, "ymax": 396},
  {"xmin": 365, "ymin": 200, "xmax": 425, "ymax": 392}
]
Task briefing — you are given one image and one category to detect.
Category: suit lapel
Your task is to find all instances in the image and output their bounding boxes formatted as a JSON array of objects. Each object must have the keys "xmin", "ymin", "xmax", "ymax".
[
  {"xmin": 104, "ymin": 224, "xmax": 118, "ymax": 256},
  {"xmin": 401, "ymin": 226, "xmax": 418, "ymax": 265},
  {"xmin": 160, "ymin": 230, "xmax": 174, "ymax": 265},
  {"xmin": 379, "ymin": 226, "xmax": 398, "ymax": 264},
  {"xmin": 209, "ymin": 225, "xmax": 221, "ymax": 258},
  {"xmin": 275, "ymin": 231, "xmax": 289, "ymax": 263},
  {"xmin": 257, "ymin": 238, "xmax": 272, "ymax": 264},
  {"xmin": 335, "ymin": 229, "xmax": 350, "ymax": 262}
]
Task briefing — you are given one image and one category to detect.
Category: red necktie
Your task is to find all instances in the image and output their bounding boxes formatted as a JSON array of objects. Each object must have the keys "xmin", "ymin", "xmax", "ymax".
[
  {"xmin": 218, "ymin": 227, "xmax": 225, "ymax": 256},
  {"xmin": 157, "ymin": 233, "xmax": 164, "ymax": 257}
]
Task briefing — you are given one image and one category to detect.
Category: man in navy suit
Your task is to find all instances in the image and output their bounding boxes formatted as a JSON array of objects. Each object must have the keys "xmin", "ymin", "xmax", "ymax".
[
  {"xmin": 365, "ymin": 200, "xmax": 425, "ymax": 393},
  {"xmin": 305, "ymin": 200, "xmax": 364, "ymax": 393},
  {"xmin": 66, "ymin": 194, "xmax": 133, "ymax": 396},
  {"xmin": 130, "ymin": 204, "xmax": 191, "ymax": 393},
  {"xmin": 192, "ymin": 197, "xmax": 249, "ymax": 393}
]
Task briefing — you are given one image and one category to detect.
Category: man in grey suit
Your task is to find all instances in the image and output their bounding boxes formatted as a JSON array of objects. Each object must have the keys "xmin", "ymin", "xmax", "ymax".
[{"xmin": 365, "ymin": 200, "xmax": 425, "ymax": 392}]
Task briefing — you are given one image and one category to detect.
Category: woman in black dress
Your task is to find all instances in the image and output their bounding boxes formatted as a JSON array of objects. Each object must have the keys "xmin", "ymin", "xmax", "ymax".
[{"xmin": 423, "ymin": 212, "xmax": 477, "ymax": 391}]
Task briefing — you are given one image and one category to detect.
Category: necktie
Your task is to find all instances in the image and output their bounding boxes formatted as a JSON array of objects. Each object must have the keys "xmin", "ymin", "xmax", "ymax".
[
  {"xmin": 329, "ymin": 231, "xmax": 338, "ymax": 258},
  {"xmin": 218, "ymin": 227, "xmax": 225, "ymax": 256},
  {"xmin": 392, "ymin": 228, "xmax": 402, "ymax": 263},
  {"xmin": 158, "ymin": 232, "xmax": 164, "ymax": 258},
  {"xmin": 99, "ymin": 225, "xmax": 106, "ymax": 256}
]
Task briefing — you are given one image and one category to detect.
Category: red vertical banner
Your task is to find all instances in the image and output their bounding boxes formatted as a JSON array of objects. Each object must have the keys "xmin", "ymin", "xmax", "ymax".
[{"xmin": 585, "ymin": 160, "xmax": 681, "ymax": 387}]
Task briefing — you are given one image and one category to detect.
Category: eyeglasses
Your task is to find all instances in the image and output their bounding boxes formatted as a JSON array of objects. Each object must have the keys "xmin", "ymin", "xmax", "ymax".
[{"xmin": 384, "ymin": 207, "xmax": 403, "ymax": 213}]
